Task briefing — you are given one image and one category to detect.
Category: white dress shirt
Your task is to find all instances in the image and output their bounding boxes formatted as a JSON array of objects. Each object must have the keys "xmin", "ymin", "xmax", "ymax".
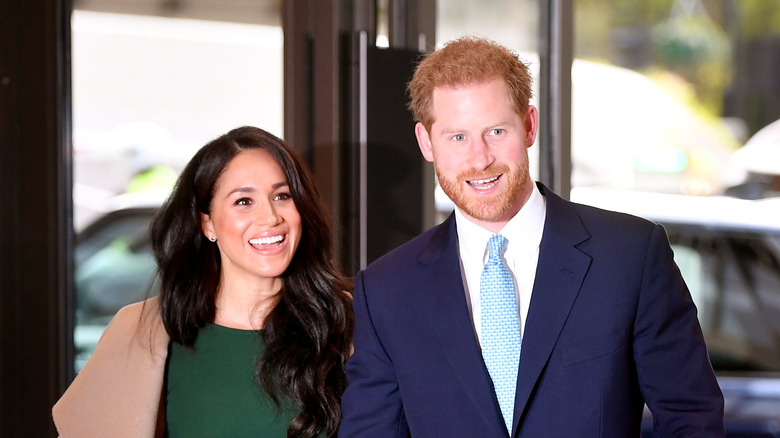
[{"xmin": 454, "ymin": 183, "xmax": 546, "ymax": 344}]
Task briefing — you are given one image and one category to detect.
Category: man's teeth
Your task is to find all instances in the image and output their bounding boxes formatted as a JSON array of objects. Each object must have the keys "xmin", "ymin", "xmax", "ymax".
[
  {"xmin": 468, "ymin": 176, "xmax": 499, "ymax": 186},
  {"xmin": 249, "ymin": 235, "xmax": 284, "ymax": 245},
  {"xmin": 470, "ymin": 176, "xmax": 498, "ymax": 184}
]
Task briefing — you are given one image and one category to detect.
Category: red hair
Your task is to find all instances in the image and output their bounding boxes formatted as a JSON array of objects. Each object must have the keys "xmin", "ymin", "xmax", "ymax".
[{"xmin": 408, "ymin": 36, "xmax": 533, "ymax": 131}]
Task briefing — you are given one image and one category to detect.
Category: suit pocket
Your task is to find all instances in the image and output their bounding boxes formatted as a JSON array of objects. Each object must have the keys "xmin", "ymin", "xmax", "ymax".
[{"xmin": 560, "ymin": 329, "xmax": 627, "ymax": 367}]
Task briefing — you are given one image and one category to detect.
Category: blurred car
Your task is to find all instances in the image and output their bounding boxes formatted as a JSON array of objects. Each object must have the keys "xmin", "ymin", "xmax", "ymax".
[
  {"xmin": 727, "ymin": 118, "xmax": 780, "ymax": 200},
  {"xmin": 73, "ymin": 189, "xmax": 168, "ymax": 371},
  {"xmin": 569, "ymin": 187, "xmax": 780, "ymax": 437}
]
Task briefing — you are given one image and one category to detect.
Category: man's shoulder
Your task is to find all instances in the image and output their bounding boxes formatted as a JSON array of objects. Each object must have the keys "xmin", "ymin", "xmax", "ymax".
[
  {"xmin": 363, "ymin": 218, "xmax": 454, "ymax": 274},
  {"xmin": 542, "ymin": 185, "xmax": 657, "ymax": 234},
  {"xmin": 569, "ymin": 197, "xmax": 658, "ymax": 236}
]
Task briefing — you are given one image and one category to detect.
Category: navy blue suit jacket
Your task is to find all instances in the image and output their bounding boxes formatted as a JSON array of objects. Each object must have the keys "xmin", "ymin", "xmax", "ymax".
[{"xmin": 339, "ymin": 184, "xmax": 724, "ymax": 437}]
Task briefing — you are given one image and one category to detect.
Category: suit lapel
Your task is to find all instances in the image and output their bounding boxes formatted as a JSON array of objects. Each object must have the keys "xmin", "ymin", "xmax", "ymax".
[
  {"xmin": 511, "ymin": 185, "xmax": 593, "ymax": 435},
  {"xmin": 417, "ymin": 215, "xmax": 507, "ymax": 432}
]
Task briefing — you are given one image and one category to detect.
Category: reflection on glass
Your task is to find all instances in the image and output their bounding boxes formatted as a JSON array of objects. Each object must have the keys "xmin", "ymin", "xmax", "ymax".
[{"xmin": 574, "ymin": 0, "xmax": 780, "ymax": 196}]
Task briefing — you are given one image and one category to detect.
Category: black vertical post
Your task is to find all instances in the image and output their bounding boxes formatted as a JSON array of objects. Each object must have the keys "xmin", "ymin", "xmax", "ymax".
[
  {"xmin": 0, "ymin": 0, "xmax": 73, "ymax": 436},
  {"xmin": 283, "ymin": 0, "xmax": 355, "ymax": 269},
  {"xmin": 538, "ymin": 0, "xmax": 573, "ymax": 198}
]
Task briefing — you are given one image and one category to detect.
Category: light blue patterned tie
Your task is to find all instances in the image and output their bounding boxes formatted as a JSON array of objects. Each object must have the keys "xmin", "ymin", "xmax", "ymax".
[{"xmin": 480, "ymin": 233, "xmax": 521, "ymax": 434}]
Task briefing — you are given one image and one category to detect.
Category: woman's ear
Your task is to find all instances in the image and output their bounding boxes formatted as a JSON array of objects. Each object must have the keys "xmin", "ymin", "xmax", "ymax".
[{"xmin": 200, "ymin": 212, "xmax": 215, "ymax": 241}]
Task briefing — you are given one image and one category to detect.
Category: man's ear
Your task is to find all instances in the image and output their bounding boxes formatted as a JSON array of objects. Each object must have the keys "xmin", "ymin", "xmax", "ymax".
[
  {"xmin": 415, "ymin": 122, "xmax": 434, "ymax": 163},
  {"xmin": 524, "ymin": 105, "xmax": 539, "ymax": 148}
]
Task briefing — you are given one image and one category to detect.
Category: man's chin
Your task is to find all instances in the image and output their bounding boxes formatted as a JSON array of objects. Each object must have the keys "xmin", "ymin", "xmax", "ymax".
[{"xmin": 458, "ymin": 200, "xmax": 511, "ymax": 223}]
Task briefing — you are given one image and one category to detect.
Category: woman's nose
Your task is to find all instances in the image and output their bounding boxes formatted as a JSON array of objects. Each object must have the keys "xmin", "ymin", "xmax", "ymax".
[{"xmin": 257, "ymin": 202, "xmax": 281, "ymax": 225}]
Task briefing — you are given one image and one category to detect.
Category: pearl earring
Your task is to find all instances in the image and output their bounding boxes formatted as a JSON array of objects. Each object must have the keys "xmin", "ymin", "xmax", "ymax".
[{"xmin": 209, "ymin": 236, "xmax": 216, "ymax": 242}]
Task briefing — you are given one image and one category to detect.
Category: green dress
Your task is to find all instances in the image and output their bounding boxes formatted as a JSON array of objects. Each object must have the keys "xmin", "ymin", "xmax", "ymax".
[{"xmin": 165, "ymin": 324, "xmax": 297, "ymax": 437}]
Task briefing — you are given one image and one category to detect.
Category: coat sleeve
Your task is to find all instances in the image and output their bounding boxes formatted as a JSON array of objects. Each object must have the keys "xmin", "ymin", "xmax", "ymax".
[
  {"xmin": 338, "ymin": 270, "xmax": 410, "ymax": 438},
  {"xmin": 52, "ymin": 297, "xmax": 169, "ymax": 438},
  {"xmin": 634, "ymin": 224, "xmax": 725, "ymax": 436}
]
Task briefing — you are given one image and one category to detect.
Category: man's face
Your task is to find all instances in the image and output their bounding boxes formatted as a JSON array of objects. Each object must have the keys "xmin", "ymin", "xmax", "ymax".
[{"xmin": 415, "ymin": 78, "xmax": 538, "ymax": 232}]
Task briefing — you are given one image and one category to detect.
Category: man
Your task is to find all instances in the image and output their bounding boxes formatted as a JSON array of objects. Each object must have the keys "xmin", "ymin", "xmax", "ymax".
[{"xmin": 338, "ymin": 36, "xmax": 724, "ymax": 437}]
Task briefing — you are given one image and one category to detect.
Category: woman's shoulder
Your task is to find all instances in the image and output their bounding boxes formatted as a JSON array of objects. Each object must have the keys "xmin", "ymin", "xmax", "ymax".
[
  {"xmin": 107, "ymin": 297, "xmax": 167, "ymax": 358},
  {"xmin": 113, "ymin": 296, "xmax": 160, "ymax": 322},
  {"xmin": 53, "ymin": 297, "xmax": 169, "ymax": 437}
]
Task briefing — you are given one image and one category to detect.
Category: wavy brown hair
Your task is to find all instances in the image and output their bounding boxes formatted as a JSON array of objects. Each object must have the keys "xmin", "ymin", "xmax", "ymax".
[
  {"xmin": 150, "ymin": 126, "xmax": 353, "ymax": 437},
  {"xmin": 408, "ymin": 36, "xmax": 534, "ymax": 132}
]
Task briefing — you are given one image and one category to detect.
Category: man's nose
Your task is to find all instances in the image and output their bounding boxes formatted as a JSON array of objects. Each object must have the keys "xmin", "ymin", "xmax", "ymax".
[{"xmin": 470, "ymin": 136, "xmax": 494, "ymax": 170}]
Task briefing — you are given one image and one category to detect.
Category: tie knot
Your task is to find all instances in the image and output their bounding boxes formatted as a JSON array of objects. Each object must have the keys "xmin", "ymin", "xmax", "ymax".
[{"xmin": 487, "ymin": 234, "xmax": 508, "ymax": 261}]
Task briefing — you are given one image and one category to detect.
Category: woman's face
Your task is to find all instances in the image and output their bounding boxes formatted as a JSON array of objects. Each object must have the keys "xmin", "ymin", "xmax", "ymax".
[{"xmin": 201, "ymin": 148, "xmax": 302, "ymax": 286}]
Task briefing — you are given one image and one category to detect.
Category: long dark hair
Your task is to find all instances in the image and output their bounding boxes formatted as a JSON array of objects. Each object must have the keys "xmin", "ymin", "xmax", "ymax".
[{"xmin": 150, "ymin": 126, "xmax": 353, "ymax": 437}]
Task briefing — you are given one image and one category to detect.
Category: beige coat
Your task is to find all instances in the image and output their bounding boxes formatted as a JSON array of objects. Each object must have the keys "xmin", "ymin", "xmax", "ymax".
[{"xmin": 52, "ymin": 298, "xmax": 169, "ymax": 438}]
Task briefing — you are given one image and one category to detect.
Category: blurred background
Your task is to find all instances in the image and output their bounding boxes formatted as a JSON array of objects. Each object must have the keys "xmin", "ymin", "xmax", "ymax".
[
  {"xmin": 71, "ymin": 0, "xmax": 780, "ymax": 231},
  {"xmin": 3, "ymin": 0, "xmax": 780, "ymax": 435}
]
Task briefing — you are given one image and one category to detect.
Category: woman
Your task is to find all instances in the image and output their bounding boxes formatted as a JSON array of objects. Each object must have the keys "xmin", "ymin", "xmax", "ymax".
[{"xmin": 53, "ymin": 126, "xmax": 354, "ymax": 437}]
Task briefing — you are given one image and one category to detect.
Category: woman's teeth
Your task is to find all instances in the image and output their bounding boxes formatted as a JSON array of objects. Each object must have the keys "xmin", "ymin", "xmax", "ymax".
[{"xmin": 249, "ymin": 235, "xmax": 284, "ymax": 245}]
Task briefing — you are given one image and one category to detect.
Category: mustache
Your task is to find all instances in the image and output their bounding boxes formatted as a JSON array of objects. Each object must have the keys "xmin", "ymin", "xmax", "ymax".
[{"xmin": 457, "ymin": 164, "xmax": 510, "ymax": 181}]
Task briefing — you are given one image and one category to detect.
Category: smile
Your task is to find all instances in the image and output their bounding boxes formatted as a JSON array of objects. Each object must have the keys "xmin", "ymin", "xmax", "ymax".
[
  {"xmin": 467, "ymin": 175, "xmax": 500, "ymax": 189},
  {"xmin": 249, "ymin": 234, "xmax": 285, "ymax": 247}
]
